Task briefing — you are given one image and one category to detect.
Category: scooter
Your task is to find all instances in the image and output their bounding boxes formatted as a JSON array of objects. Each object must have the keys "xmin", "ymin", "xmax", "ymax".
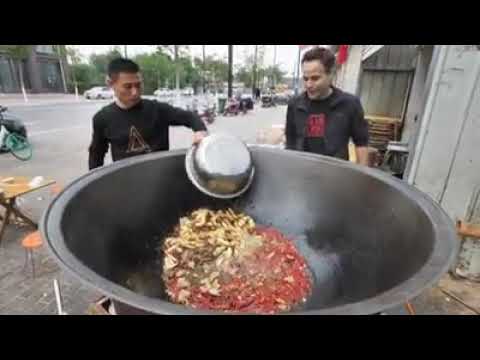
[
  {"xmin": 261, "ymin": 94, "xmax": 276, "ymax": 108},
  {"xmin": 196, "ymin": 105, "xmax": 216, "ymax": 125},
  {"xmin": 0, "ymin": 106, "xmax": 28, "ymax": 153},
  {"xmin": 223, "ymin": 98, "xmax": 242, "ymax": 116}
]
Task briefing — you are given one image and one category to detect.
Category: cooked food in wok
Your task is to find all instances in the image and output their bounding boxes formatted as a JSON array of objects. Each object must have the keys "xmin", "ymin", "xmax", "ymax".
[{"xmin": 161, "ymin": 208, "xmax": 312, "ymax": 314}]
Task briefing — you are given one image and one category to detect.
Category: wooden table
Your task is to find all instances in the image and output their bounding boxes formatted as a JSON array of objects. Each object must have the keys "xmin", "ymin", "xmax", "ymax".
[{"xmin": 0, "ymin": 176, "xmax": 56, "ymax": 245}]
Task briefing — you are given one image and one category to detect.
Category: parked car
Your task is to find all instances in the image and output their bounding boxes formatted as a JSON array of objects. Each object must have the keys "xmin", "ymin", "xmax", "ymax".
[
  {"xmin": 273, "ymin": 91, "xmax": 291, "ymax": 105},
  {"xmin": 181, "ymin": 87, "xmax": 194, "ymax": 96},
  {"xmin": 154, "ymin": 88, "xmax": 173, "ymax": 97},
  {"xmin": 84, "ymin": 87, "xmax": 114, "ymax": 100}
]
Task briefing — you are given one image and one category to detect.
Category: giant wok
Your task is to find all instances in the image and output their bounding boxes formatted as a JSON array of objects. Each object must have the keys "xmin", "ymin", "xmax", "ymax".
[{"xmin": 41, "ymin": 147, "xmax": 458, "ymax": 315}]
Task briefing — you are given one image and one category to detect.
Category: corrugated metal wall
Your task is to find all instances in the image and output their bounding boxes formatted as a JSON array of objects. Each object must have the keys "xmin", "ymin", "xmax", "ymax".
[
  {"xmin": 362, "ymin": 45, "xmax": 384, "ymax": 60},
  {"xmin": 359, "ymin": 46, "xmax": 417, "ymax": 118}
]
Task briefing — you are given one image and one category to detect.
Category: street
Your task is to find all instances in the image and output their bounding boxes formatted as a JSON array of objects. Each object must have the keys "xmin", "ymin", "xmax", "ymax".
[{"xmin": 1, "ymin": 100, "xmax": 287, "ymax": 185}]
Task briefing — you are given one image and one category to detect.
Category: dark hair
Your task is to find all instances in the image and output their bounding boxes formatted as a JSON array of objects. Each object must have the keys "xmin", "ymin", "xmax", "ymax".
[
  {"xmin": 301, "ymin": 47, "xmax": 336, "ymax": 74},
  {"xmin": 107, "ymin": 58, "xmax": 140, "ymax": 79}
]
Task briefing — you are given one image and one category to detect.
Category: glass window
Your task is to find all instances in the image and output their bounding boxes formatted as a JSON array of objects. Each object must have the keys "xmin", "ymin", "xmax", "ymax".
[
  {"xmin": 39, "ymin": 61, "xmax": 62, "ymax": 91},
  {"xmin": 0, "ymin": 57, "xmax": 17, "ymax": 93},
  {"xmin": 36, "ymin": 45, "xmax": 56, "ymax": 54}
]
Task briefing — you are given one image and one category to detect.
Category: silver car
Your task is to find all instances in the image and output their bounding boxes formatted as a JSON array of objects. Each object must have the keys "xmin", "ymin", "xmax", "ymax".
[{"xmin": 84, "ymin": 87, "xmax": 114, "ymax": 100}]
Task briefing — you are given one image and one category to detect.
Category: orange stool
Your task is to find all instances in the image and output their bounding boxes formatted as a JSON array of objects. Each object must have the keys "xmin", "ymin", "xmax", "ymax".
[
  {"xmin": 50, "ymin": 184, "xmax": 63, "ymax": 196},
  {"xmin": 21, "ymin": 231, "xmax": 43, "ymax": 278}
]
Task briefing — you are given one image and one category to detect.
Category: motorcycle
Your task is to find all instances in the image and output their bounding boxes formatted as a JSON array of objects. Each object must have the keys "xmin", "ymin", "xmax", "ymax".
[
  {"xmin": 223, "ymin": 98, "xmax": 244, "ymax": 116},
  {"xmin": 192, "ymin": 97, "xmax": 216, "ymax": 125},
  {"xmin": 196, "ymin": 104, "xmax": 216, "ymax": 125},
  {"xmin": 0, "ymin": 106, "xmax": 28, "ymax": 153},
  {"xmin": 0, "ymin": 106, "xmax": 32, "ymax": 160},
  {"xmin": 261, "ymin": 94, "xmax": 276, "ymax": 108}
]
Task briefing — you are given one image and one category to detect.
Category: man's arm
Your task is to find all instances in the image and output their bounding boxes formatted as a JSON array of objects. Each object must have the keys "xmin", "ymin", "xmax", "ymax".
[
  {"xmin": 162, "ymin": 102, "xmax": 208, "ymax": 144},
  {"xmin": 88, "ymin": 114, "xmax": 109, "ymax": 170},
  {"xmin": 355, "ymin": 146, "xmax": 369, "ymax": 166},
  {"xmin": 285, "ymin": 103, "xmax": 296, "ymax": 150},
  {"xmin": 351, "ymin": 98, "xmax": 369, "ymax": 166}
]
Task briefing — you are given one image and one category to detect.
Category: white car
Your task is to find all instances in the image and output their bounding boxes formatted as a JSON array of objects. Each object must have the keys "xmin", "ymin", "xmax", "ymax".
[
  {"xmin": 154, "ymin": 88, "xmax": 173, "ymax": 97},
  {"xmin": 181, "ymin": 88, "xmax": 194, "ymax": 96},
  {"xmin": 84, "ymin": 87, "xmax": 114, "ymax": 100}
]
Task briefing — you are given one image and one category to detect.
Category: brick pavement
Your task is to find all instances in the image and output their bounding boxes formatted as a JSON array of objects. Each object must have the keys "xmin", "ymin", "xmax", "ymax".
[{"xmin": 0, "ymin": 207, "xmax": 100, "ymax": 315}]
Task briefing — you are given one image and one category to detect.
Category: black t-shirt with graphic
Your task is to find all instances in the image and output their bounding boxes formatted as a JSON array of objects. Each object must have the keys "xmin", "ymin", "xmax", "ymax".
[{"xmin": 88, "ymin": 99, "xmax": 206, "ymax": 170}]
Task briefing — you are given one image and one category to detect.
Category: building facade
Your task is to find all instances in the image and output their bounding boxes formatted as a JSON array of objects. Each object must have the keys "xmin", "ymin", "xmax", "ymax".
[{"xmin": 0, "ymin": 45, "xmax": 68, "ymax": 94}]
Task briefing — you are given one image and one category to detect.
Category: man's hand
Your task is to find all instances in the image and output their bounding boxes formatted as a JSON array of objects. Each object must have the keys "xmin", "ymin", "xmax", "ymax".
[
  {"xmin": 193, "ymin": 131, "xmax": 208, "ymax": 145},
  {"xmin": 355, "ymin": 146, "xmax": 369, "ymax": 166}
]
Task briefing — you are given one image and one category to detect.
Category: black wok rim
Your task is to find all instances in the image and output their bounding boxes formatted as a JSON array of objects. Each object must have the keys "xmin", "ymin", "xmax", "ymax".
[{"xmin": 41, "ymin": 147, "xmax": 459, "ymax": 315}]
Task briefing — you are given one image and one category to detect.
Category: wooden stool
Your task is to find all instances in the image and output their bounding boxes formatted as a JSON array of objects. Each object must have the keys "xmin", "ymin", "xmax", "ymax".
[
  {"xmin": 405, "ymin": 301, "xmax": 416, "ymax": 315},
  {"xmin": 21, "ymin": 231, "xmax": 43, "ymax": 278}
]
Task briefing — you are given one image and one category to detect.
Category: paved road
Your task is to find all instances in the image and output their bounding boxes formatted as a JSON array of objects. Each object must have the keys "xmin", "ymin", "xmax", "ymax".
[{"xmin": 1, "ymin": 100, "xmax": 286, "ymax": 184}]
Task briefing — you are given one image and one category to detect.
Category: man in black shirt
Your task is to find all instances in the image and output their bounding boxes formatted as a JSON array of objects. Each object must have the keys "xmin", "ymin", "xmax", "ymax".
[
  {"xmin": 285, "ymin": 47, "xmax": 369, "ymax": 165},
  {"xmin": 88, "ymin": 58, "xmax": 208, "ymax": 170}
]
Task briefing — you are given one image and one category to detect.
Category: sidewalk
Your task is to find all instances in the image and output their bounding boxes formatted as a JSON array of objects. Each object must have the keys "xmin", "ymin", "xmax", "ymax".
[{"xmin": 0, "ymin": 93, "xmax": 87, "ymax": 108}]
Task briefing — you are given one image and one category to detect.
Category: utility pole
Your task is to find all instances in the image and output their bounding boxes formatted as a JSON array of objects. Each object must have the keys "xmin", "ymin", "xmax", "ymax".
[
  {"xmin": 124, "ymin": 45, "xmax": 128, "ymax": 58},
  {"xmin": 252, "ymin": 45, "xmax": 258, "ymax": 95},
  {"xmin": 228, "ymin": 45, "xmax": 233, "ymax": 99},
  {"xmin": 175, "ymin": 45, "xmax": 180, "ymax": 94},
  {"xmin": 273, "ymin": 45, "xmax": 277, "ymax": 89},
  {"xmin": 202, "ymin": 45, "xmax": 206, "ymax": 94},
  {"xmin": 57, "ymin": 45, "xmax": 68, "ymax": 94},
  {"xmin": 294, "ymin": 46, "xmax": 301, "ymax": 96}
]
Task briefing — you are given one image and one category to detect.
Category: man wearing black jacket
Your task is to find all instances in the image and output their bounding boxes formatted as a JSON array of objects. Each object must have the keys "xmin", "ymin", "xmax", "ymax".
[
  {"xmin": 285, "ymin": 47, "xmax": 369, "ymax": 165},
  {"xmin": 88, "ymin": 58, "xmax": 207, "ymax": 170}
]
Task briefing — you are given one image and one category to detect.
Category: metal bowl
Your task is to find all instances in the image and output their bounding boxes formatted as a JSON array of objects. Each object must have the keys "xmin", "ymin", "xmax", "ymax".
[{"xmin": 185, "ymin": 133, "xmax": 255, "ymax": 199}]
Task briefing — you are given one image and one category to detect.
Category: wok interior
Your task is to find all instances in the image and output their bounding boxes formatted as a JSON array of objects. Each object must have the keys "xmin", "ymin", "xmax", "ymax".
[{"xmin": 60, "ymin": 149, "xmax": 435, "ymax": 312}]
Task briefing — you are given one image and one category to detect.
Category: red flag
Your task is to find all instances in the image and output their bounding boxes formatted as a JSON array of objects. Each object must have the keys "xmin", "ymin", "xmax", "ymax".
[{"xmin": 337, "ymin": 45, "xmax": 349, "ymax": 65}]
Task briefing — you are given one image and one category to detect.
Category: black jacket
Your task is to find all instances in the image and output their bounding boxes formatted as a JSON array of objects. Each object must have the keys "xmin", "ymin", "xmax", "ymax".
[
  {"xmin": 285, "ymin": 88, "xmax": 369, "ymax": 160},
  {"xmin": 88, "ymin": 99, "xmax": 207, "ymax": 170}
]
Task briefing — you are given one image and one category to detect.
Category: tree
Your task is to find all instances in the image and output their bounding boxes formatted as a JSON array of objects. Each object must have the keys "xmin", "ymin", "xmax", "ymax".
[
  {"xmin": 264, "ymin": 65, "xmax": 286, "ymax": 88},
  {"xmin": 177, "ymin": 56, "xmax": 201, "ymax": 91},
  {"xmin": 0, "ymin": 45, "xmax": 33, "ymax": 99},
  {"xmin": 156, "ymin": 45, "xmax": 190, "ymax": 91},
  {"xmin": 133, "ymin": 52, "xmax": 174, "ymax": 94},
  {"xmin": 69, "ymin": 63, "xmax": 97, "ymax": 93},
  {"xmin": 65, "ymin": 47, "xmax": 82, "ymax": 91},
  {"xmin": 194, "ymin": 56, "xmax": 229, "ymax": 92},
  {"xmin": 89, "ymin": 47, "xmax": 123, "ymax": 83},
  {"xmin": 236, "ymin": 66, "xmax": 254, "ymax": 88}
]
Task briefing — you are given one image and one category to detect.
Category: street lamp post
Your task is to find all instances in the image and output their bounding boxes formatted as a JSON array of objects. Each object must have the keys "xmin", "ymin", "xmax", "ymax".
[
  {"xmin": 273, "ymin": 45, "xmax": 277, "ymax": 89},
  {"xmin": 228, "ymin": 45, "xmax": 233, "ymax": 99},
  {"xmin": 252, "ymin": 45, "xmax": 258, "ymax": 96},
  {"xmin": 294, "ymin": 46, "xmax": 301, "ymax": 96},
  {"xmin": 202, "ymin": 45, "xmax": 206, "ymax": 94},
  {"xmin": 175, "ymin": 45, "xmax": 180, "ymax": 95}
]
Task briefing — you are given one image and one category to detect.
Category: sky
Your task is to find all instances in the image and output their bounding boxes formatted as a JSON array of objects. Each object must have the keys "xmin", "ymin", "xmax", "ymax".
[{"xmin": 71, "ymin": 45, "xmax": 305, "ymax": 77}]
